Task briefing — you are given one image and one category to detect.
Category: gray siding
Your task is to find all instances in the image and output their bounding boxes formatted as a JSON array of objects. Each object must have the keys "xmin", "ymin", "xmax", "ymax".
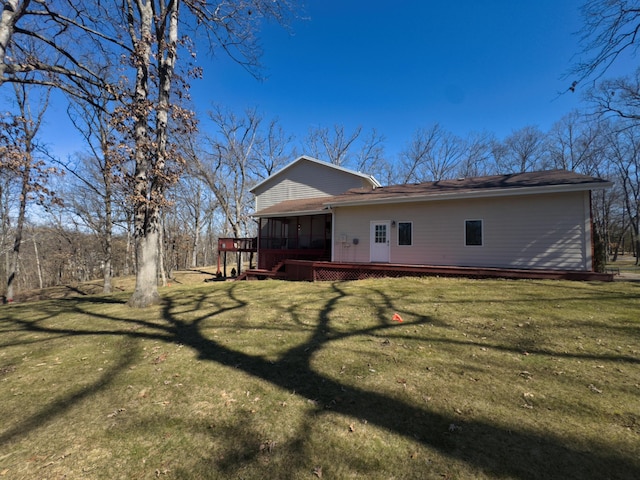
[
  {"xmin": 333, "ymin": 191, "xmax": 592, "ymax": 271},
  {"xmin": 255, "ymin": 160, "xmax": 372, "ymax": 211}
]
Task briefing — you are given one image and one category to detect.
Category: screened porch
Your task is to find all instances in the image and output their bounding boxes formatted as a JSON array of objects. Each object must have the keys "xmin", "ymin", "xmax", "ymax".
[{"xmin": 257, "ymin": 213, "xmax": 332, "ymax": 270}]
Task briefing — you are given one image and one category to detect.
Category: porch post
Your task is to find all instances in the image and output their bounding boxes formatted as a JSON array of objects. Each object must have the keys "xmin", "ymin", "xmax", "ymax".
[{"xmin": 330, "ymin": 208, "xmax": 335, "ymax": 262}]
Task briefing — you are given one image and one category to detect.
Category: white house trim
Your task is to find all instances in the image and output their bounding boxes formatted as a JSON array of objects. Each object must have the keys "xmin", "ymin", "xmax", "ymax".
[{"xmin": 249, "ymin": 155, "xmax": 381, "ymax": 194}]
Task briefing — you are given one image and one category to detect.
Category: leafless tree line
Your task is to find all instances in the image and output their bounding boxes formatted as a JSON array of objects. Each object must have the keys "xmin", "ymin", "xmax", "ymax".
[
  {"xmin": 1, "ymin": 0, "xmax": 640, "ymax": 303},
  {"xmin": 2, "ymin": 95, "xmax": 640, "ymax": 299},
  {"xmin": 1, "ymin": 0, "xmax": 296, "ymax": 305}
]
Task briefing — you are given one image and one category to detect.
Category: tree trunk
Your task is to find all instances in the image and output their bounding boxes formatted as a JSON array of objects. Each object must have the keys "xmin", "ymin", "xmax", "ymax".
[
  {"xmin": 191, "ymin": 213, "xmax": 200, "ymax": 268},
  {"xmin": 124, "ymin": 221, "xmax": 132, "ymax": 276},
  {"xmin": 103, "ymin": 217, "xmax": 113, "ymax": 294},
  {"xmin": 6, "ymin": 171, "xmax": 27, "ymax": 303},
  {"xmin": 159, "ymin": 215, "xmax": 167, "ymax": 287},
  {"xmin": 32, "ymin": 235, "xmax": 43, "ymax": 289},
  {"xmin": 6, "ymin": 130, "xmax": 31, "ymax": 303},
  {"xmin": 128, "ymin": 226, "xmax": 160, "ymax": 308},
  {"xmin": 0, "ymin": 0, "xmax": 27, "ymax": 85},
  {"xmin": 126, "ymin": 0, "xmax": 158, "ymax": 308}
]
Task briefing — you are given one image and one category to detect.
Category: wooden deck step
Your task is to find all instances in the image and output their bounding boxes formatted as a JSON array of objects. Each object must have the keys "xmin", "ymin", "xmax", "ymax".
[{"xmin": 237, "ymin": 268, "xmax": 287, "ymax": 281}]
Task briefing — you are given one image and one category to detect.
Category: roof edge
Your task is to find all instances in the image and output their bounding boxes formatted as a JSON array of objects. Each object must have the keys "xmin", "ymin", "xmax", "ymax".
[
  {"xmin": 323, "ymin": 181, "xmax": 613, "ymax": 208},
  {"xmin": 253, "ymin": 208, "xmax": 329, "ymax": 218},
  {"xmin": 249, "ymin": 155, "xmax": 381, "ymax": 193}
]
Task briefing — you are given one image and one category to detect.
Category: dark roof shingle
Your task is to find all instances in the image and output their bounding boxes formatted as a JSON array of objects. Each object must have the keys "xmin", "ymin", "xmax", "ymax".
[{"xmin": 254, "ymin": 170, "xmax": 611, "ymax": 216}]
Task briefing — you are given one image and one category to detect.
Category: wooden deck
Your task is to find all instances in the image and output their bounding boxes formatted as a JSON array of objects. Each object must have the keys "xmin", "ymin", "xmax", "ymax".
[{"xmin": 240, "ymin": 260, "xmax": 614, "ymax": 282}]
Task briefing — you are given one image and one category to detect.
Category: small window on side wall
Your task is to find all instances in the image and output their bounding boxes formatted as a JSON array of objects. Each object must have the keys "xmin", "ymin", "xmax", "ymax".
[
  {"xmin": 398, "ymin": 221, "xmax": 412, "ymax": 246},
  {"xmin": 465, "ymin": 220, "xmax": 483, "ymax": 246}
]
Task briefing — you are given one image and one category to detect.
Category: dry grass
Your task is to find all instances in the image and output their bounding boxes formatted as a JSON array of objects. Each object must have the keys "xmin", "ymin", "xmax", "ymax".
[
  {"xmin": 608, "ymin": 255, "xmax": 640, "ymax": 275},
  {"xmin": 1, "ymin": 274, "xmax": 639, "ymax": 479}
]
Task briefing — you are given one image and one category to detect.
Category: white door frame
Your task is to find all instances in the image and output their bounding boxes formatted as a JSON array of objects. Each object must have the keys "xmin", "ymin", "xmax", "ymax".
[{"xmin": 370, "ymin": 220, "xmax": 391, "ymax": 262}]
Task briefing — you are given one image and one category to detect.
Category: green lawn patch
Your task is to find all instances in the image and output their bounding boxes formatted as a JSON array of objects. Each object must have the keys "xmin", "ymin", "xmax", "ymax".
[{"xmin": 1, "ymin": 277, "xmax": 639, "ymax": 479}]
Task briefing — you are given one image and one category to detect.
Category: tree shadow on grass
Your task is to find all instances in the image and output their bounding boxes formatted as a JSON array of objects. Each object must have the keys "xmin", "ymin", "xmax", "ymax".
[
  {"xmin": 0, "ymin": 339, "xmax": 138, "ymax": 446},
  {"xmin": 162, "ymin": 283, "xmax": 640, "ymax": 480},
  {"xmin": 2, "ymin": 281, "xmax": 639, "ymax": 479}
]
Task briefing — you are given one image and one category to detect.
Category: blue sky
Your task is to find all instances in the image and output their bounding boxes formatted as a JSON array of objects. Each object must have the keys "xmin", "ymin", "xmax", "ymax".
[{"xmin": 35, "ymin": 0, "xmax": 637, "ymax": 163}]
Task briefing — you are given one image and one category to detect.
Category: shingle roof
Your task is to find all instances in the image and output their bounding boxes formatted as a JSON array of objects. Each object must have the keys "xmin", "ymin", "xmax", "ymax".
[
  {"xmin": 325, "ymin": 169, "xmax": 611, "ymax": 206},
  {"xmin": 253, "ymin": 170, "xmax": 612, "ymax": 217},
  {"xmin": 254, "ymin": 196, "xmax": 331, "ymax": 217}
]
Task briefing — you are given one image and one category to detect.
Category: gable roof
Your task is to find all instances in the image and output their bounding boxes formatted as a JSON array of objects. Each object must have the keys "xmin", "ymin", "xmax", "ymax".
[
  {"xmin": 249, "ymin": 155, "xmax": 381, "ymax": 194},
  {"xmin": 253, "ymin": 170, "xmax": 612, "ymax": 217}
]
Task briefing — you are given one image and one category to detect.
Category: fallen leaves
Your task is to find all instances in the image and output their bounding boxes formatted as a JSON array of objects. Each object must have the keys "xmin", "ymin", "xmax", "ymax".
[
  {"xmin": 220, "ymin": 390, "xmax": 237, "ymax": 407},
  {"xmin": 588, "ymin": 383, "xmax": 603, "ymax": 394},
  {"xmin": 259, "ymin": 440, "xmax": 277, "ymax": 454},
  {"xmin": 522, "ymin": 392, "xmax": 535, "ymax": 409},
  {"xmin": 138, "ymin": 388, "xmax": 150, "ymax": 398},
  {"xmin": 152, "ymin": 353, "xmax": 168, "ymax": 365},
  {"xmin": 106, "ymin": 408, "xmax": 126, "ymax": 418},
  {"xmin": 519, "ymin": 371, "xmax": 533, "ymax": 380},
  {"xmin": 0, "ymin": 365, "xmax": 16, "ymax": 377}
]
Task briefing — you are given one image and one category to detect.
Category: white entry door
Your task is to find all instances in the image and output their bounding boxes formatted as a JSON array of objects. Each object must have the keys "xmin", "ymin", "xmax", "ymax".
[{"xmin": 370, "ymin": 221, "xmax": 390, "ymax": 262}]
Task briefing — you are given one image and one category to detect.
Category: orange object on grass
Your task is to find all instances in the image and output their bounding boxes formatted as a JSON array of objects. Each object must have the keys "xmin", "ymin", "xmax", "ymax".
[{"xmin": 392, "ymin": 313, "xmax": 403, "ymax": 322}]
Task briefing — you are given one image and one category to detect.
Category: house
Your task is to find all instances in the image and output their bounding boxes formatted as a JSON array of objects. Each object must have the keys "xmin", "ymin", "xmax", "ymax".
[
  {"xmin": 250, "ymin": 156, "xmax": 612, "ymax": 280},
  {"xmin": 250, "ymin": 155, "xmax": 380, "ymax": 270}
]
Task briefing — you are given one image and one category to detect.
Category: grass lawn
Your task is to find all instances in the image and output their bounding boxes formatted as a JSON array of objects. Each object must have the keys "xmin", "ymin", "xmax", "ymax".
[
  {"xmin": 1, "ymin": 275, "xmax": 639, "ymax": 479},
  {"xmin": 608, "ymin": 255, "xmax": 640, "ymax": 275}
]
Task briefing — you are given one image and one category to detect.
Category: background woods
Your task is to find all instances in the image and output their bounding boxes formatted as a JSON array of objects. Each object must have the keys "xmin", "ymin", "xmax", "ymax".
[
  {"xmin": 2, "ymin": 112, "xmax": 640, "ymax": 300},
  {"xmin": 2, "ymin": 0, "xmax": 640, "ymax": 301}
]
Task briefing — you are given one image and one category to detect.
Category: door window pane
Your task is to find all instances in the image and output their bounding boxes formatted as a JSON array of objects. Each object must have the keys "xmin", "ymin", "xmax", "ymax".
[{"xmin": 375, "ymin": 224, "xmax": 387, "ymax": 243}]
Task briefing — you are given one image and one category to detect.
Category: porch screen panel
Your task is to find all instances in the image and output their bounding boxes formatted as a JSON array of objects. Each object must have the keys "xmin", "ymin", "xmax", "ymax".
[
  {"xmin": 260, "ymin": 218, "xmax": 289, "ymax": 249},
  {"xmin": 311, "ymin": 215, "xmax": 327, "ymax": 249}
]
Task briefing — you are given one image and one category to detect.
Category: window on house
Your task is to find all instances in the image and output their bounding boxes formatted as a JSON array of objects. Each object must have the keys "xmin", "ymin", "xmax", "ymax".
[
  {"xmin": 398, "ymin": 222, "xmax": 412, "ymax": 246},
  {"xmin": 465, "ymin": 220, "xmax": 483, "ymax": 246}
]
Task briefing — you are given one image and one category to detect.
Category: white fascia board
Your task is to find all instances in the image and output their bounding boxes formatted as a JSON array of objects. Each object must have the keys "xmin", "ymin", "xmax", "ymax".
[
  {"xmin": 323, "ymin": 182, "xmax": 613, "ymax": 208},
  {"xmin": 249, "ymin": 155, "xmax": 380, "ymax": 193}
]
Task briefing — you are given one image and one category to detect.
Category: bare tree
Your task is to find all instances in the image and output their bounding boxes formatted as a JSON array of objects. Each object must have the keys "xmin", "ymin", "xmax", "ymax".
[
  {"xmin": 2, "ymin": 0, "xmax": 297, "ymax": 308},
  {"xmin": 0, "ymin": 1, "xmax": 27, "ymax": 82},
  {"xmin": 399, "ymin": 124, "xmax": 463, "ymax": 182},
  {"xmin": 119, "ymin": 1, "xmax": 295, "ymax": 307},
  {"xmin": 0, "ymin": 1, "xmax": 123, "ymax": 100},
  {"xmin": 58, "ymin": 88, "xmax": 126, "ymax": 294},
  {"xmin": 493, "ymin": 125, "xmax": 548, "ymax": 173},
  {"xmin": 548, "ymin": 111, "xmax": 608, "ymax": 173},
  {"xmin": 192, "ymin": 106, "xmax": 262, "ymax": 239},
  {"xmin": 570, "ymin": 0, "xmax": 640, "ymax": 90},
  {"xmin": 0, "ymin": 82, "xmax": 56, "ymax": 302},
  {"xmin": 398, "ymin": 124, "xmax": 441, "ymax": 183},
  {"xmin": 251, "ymin": 117, "xmax": 295, "ymax": 178},
  {"xmin": 305, "ymin": 124, "xmax": 363, "ymax": 166},
  {"xmin": 353, "ymin": 127, "xmax": 390, "ymax": 179},
  {"xmin": 455, "ymin": 131, "xmax": 495, "ymax": 178},
  {"xmin": 587, "ymin": 68, "xmax": 640, "ymax": 121},
  {"xmin": 170, "ymin": 174, "xmax": 217, "ymax": 268},
  {"xmin": 605, "ymin": 123, "xmax": 640, "ymax": 263}
]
